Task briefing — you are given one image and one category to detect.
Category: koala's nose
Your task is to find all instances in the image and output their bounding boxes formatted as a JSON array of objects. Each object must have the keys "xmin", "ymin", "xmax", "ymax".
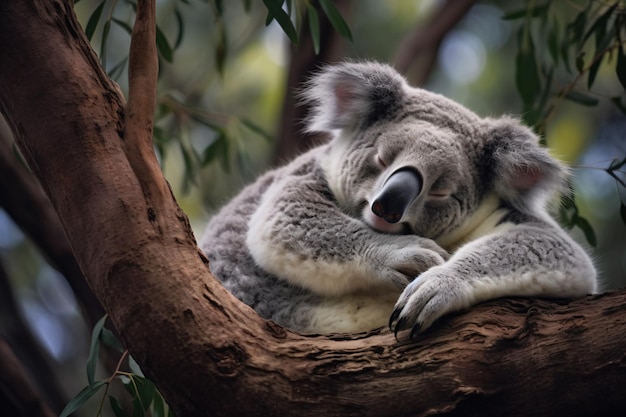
[{"xmin": 371, "ymin": 168, "xmax": 422, "ymax": 223}]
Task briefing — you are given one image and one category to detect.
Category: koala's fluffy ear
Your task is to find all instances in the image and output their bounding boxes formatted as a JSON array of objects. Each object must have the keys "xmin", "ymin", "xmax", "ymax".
[
  {"xmin": 301, "ymin": 61, "xmax": 407, "ymax": 133},
  {"xmin": 486, "ymin": 118, "xmax": 569, "ymax": 213}
]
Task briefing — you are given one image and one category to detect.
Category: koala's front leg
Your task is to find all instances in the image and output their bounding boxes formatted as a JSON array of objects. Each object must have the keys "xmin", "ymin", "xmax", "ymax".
[
  {"xmin": 390, "ymin": 223, "xmax": 597, "ymax": 338},
  {"xmin": 247, "ymin": 173, "xmax": 447, "ymax": 297}
]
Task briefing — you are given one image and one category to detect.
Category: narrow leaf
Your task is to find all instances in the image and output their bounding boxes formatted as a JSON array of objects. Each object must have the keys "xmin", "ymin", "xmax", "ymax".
[
  {"xmin": 152, "ymin": 394, "xmax": 166, "ymax": 417},
  {"xmin": 617, "ymin": 46, "xmax": 626, "ymax": 91},
  {"xmin": 574, "ymin": 216, "xmax": 597, "ymax": 247},
  {"xmin": 87, "ymin": 315, "xmax": 107, "ymax": 387},
  {"xmin": 610, "ymin": 96, "xmax": 626, "ymax": 115},
  {"xmin": 100, "ymin": 327, "xmax": 125, "ymax": 353},
  {"xmin": 620, "ymin": 202, "xmax": 626, "ymax": 226},
  {"xmin": 112, "ymin": 18, "xmax": 133, "ymax": 35},
  {"xmin": 547, "ymin": 18, "xmax": 560, "ymax": 65},
  {"xmin": 564, "ymin": 90, "xmax": 599, "ymax": 106},
  {"xmin": 85, "ymin": 1, "xmax": 106, "ymax": 41},
  {"xmin": 502, "ymin": 3, "xmax": 550, "ymax": 20},
  {"xmin": 156, "ymin": 25, "xmax": 174, "ymax": 62},
  {"xmin": 515, "ymin": 28, "xmax": 541, "ymax": 107},
  {"xmin": 263, "ymin": 0, "xmax": 298, "ymax": 43},
  {"xmin": 59, "ymin": 381, "xmax": 107, "ymax": 417},
  {"xmin": 318, "ymin": 0, "xmax": 352, "ymax": 41},
  {"xmin": 569, "ymin": 9, "xmax": 587, "ymax": 47},
  {"xmin": 216, "ymin": 23, "xmax": 228, "ymax": 75},
  {"xmin": 307, "ymin": 4, "xmax": 321, "ymax": 55},
  {"xmin": 174, "ymin": 8, "xmax": 185, "ymax": 49},
  {"xmin": 241, "ymin": 118, "xmax": 274, "ymax": 142},
  {"xmin": 575, "ymin": 51, "xmax": 585, "ymax": 73},
  {"xmin": 581, "ymin": 3, "xmax": 617, "ymax": 46},
  {"xmin": 109, "ymin": 395, "xmax": 128, "ymax": 417}
]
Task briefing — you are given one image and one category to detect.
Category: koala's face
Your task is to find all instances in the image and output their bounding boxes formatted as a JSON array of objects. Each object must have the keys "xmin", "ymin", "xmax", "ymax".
[
  {"xmin": 324, "ymin": 118, "xmax": 480, "ymax": 240},
  {"xmin": 308, "ymin": 62, "xmax": 567, "ymax": 243}
]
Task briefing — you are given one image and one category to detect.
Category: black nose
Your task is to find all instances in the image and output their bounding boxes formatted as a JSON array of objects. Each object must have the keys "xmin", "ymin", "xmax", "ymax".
[{"xmin": 371, "ymin": 168, "xmax": 422, "ymax": 223}]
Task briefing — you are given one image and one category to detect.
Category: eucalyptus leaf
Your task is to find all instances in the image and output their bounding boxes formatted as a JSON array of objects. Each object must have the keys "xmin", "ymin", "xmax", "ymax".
[
  {"xmin": 574, "ymin": 216, "xmax": 597, "ymax": 247},
  {"xmin": 617, "ymin": 46, "xmax": 626, "ymax": 91},
  {"xmin": 174, "ymin": 8, "xmax": 185, "ymax": 49},
  {"xmin": 621, "ymin": 202, "xmax": 626, "ymax": 226},
  {"xmin": 564, "ymin": 90, "xmax": 599, "ymax": 106},
  {"xmin": 318, "ymin": 0, "xmax": 352, "ymax": 41},
  {"xmin": 85, "ymin": 1, "xmax": 105, "ymax": 41},
  {"xmin": 156, "ymin": 25, "xmax": 174, "ymax": 62},
  {"xmin": 100, "ymin": 327, "xmax": 125, "ymax": 353},
  {"xmin": 109, "ymin": 395, "xmax": 128, "ymax": 417},
  {"xmin": 87, "ymin": 315, "xmax": 107, "ymax": 388},
  {"xmin": 263, "ymin": 0, "xmax": 298, "ymax": 43},
  {"xmin": 307, "ymin": 4, "xmax": 321, "ymax": 55},
  {"xmin": 59, "ymin": 381, "xmax": 107, "ymax": 417},
  {"xmin": 502, "ymin": 3, "xmax": 550, "ymax": 21}
]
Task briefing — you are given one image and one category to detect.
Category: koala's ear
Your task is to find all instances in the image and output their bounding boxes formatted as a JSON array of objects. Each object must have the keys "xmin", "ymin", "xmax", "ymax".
[
  {"xmin": 301, "ymin": 61, "xmax": 407, "ymax": 133},
  {"xmin": 486, "ymin": 118, "xmax": 569, "ymax": 213}
]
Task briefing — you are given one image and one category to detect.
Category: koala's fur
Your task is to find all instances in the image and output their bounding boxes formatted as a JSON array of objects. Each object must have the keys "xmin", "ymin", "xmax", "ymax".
[{"xmin": 201, "ymin": 61, "xmax": 597, "ymax": 336}]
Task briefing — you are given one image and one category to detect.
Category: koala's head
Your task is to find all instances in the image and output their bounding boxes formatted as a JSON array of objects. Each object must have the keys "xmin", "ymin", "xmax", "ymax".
[{"xmin": 302, "ymin": 61, "xmax": 567, "ymax": 243}]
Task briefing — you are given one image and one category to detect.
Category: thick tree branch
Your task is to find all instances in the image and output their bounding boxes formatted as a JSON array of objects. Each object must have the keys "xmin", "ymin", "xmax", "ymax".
[
  {"xmin": 0, "ymin": 2, "xmax": 625, "ymax": 417},
  {"xmin": 394, "ymin": 0, "xmax": 475, "ymax": 85}
]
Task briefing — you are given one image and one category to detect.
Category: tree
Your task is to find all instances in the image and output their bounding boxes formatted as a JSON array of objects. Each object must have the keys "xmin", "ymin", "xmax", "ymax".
[{"xmin": 0, "ymin": 1, "xmax": 625, "ymax": 416}]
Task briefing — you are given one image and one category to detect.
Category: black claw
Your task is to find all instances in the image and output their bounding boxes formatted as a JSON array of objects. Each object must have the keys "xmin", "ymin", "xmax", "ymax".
[
  {"xmin": 410, "ymin": 323, "xmax": 422, "ymax": 340},
  {"xmin": 388, "ymin": 308, "xmax": 401, "ymax": 330},
  {"xmin": 394, "ymin": 316, "xmax": 408, "ymax": 340}
]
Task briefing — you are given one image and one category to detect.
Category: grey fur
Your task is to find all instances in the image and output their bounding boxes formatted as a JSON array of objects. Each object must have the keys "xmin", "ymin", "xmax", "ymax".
[{"xmin": 201, "ymin": 61, "xmax": 597, "ymax": 335}]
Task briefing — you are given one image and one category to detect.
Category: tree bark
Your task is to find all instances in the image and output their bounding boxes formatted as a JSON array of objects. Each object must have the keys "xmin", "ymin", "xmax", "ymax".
[{"xmin": 0, "ymin": 2, "xmax": 624, "ymax": 417}]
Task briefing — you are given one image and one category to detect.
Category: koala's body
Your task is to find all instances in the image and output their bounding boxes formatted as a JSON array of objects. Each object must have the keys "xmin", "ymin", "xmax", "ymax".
[{"xmin": 201, "ymin": 62, "xmax": 597, "ymax": 336}]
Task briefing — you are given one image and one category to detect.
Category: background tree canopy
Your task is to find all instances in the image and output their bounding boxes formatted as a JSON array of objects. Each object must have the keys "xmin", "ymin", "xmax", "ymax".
[{"xmin": 0, "ymin": 1, "xmax": 624, "ymax": 416}]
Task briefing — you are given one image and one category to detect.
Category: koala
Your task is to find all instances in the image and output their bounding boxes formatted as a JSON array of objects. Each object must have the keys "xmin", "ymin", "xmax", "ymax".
[{"xmin": 200, "ymin": 61, "xmax": 597, "ymax": 337}]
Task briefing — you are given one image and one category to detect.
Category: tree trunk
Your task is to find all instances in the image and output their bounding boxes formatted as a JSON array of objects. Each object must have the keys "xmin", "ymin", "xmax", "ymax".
[{"xmin": 0, "ymin": 1, "xmax": 624, "ymax": 417}]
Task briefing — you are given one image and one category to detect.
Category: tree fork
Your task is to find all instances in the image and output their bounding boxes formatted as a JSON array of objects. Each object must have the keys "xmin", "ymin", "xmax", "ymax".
[{"xmin": 0, "ymin": 1, "xmax": 624, "ymax": 416}]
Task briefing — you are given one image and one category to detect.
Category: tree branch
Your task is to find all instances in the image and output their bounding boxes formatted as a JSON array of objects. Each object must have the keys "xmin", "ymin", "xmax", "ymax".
[
  {"xmin": 394, "ymin": 0, "xmax": 475, "ymax": 85},
  {"xmin": 0, "ymin": 2, "xmax": 625, "ymax": 417}
]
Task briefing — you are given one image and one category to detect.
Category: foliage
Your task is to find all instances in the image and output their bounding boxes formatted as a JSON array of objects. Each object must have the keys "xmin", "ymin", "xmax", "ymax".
[
  {"xmin": 506, "ymin": 0, "xmax": 626, "ymax": 244},
  {"xmin": 59, "ymin": 315, "xmax": 173, "ymax": 417}
]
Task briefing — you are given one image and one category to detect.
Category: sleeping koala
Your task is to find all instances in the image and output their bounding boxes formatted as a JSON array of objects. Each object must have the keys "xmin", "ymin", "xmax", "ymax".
[{"xmin": 201, "ymin": 61, "xmax": 597, "ymax": 337}]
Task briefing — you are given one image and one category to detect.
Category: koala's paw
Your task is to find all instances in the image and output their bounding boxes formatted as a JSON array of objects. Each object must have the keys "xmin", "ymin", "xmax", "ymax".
[
  {"xmin": 388, "ymin": 267, "xmax": 473, "ymax": 339},
  {"xmin": 370, "ymin": 236, "xmax": 448, "ymax": 290}
]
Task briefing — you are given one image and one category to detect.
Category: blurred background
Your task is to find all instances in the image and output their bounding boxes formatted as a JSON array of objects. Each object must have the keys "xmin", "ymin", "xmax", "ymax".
[{"xmin": 0, "ymin": 0, "xmax": 624, "ymax": 415}]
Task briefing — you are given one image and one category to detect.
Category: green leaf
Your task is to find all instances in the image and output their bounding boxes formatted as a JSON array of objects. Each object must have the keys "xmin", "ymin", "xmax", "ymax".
[
  {"xmin": 100, "ymin": 19, "xmax": 112, "ymax": 65},
  {"xmin": 59, "ymin": 381, "xmax": 107, "ymax": 417},
  {"xmin": 318, "ymin": 0, "xmax": 352, "ymax": 41},
  {"xmin": 174, "ymin": 8, "xmax": 185, "ymax": 49},
  {"xmin": 574, "ymin": 216, "xmax": 597, "ymax": 247},
  {"xmin": 307, "ymin": 4, "xmax": 321, "ymax": 55},
  {"xmin": 263, "ymin": 0, "xmax": 298, "ymax": 44},
  {"xmin": 564, "ymin": 90, "xmax": 599, "ymax": 106},
  {"xmin": 202, "ymin": 133, "xmax": 230, "ymax": 172},
  {"xmin": 100, "ymin": 327, "xmax": 125, "ymax": 353},
  {"xmin": 587, "ymin": 31, "xmax": 612, "ymax": 89},
  {"xmin": 575, "ymin": 51, "xmax": 585, "ymax": 73},
  {"xmin": 109, "ymin": 395, "xmax": 128, "ymax": 417},
  {"xmin": 85, "ymin": 1, "xmax": 105, "ymax": 41},
  {"xmin": 617, "ymin": 46, "xmax": 626, "ymax": 91},
  {"xmin": 581, "ymin": 3, "xmax": 617, "ymax": 46},
  {"xmin": 216, "ymin": 23, "xmax": 228, "ymax": 75},
  {"xmin": 156, "ymin": 25, "xmax": 174, "ymax": 62},
  {"xmin": 240, "ymin": 118, "xmax": 274, "ymax": 142},
  {"xmin": 502, "ymin": 3, "xmax": 550, "ymax": 20},
  {"xmin": 620, "ymin": 202, "xmax": 626, "ymax": 226},
  {"xmin": 215, "ymin": 0, "xmax": 224, "ymax": 14},
  {"xmin": 128, "ymin": 355, "xmax": 144, "ymax": 376},
  {"xmin": 152, "ymin": 394, "xmax": 167, "ymax": 417},
  {"xmin": 242, "ymin": 0, "xmax": 251, "ymax": 12},
  {"xmin": 515, "ymin": 28, "xmax": 541, "ymax": 108},
  {"xmin": 611, "ymin": 96, "xmax": 626, "ymax": 115},
  {"xmin": 609, "ymin": 156, "xmax": 626, "ymax": 172},
  {"xmin": 569, "ymin": 9, "xmax": 587, "ymax": 47},
  {"xmin": 547, "ymin": 18, "xmax": 560, "ymax": 65},
  {"xmin": 87, "ymin": 315, "xmax": 107, "ymax": 388},
  {"xmin": 112, "ymin": 18, "xmax": 133, "ymax": 35}
]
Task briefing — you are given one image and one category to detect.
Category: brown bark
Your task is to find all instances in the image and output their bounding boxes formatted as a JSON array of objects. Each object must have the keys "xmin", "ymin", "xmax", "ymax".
[
  {"xmin": 394, "ymin": 0, "xmax": 476, "ymax": 85},
  {"xmin": 0, "ymin": 1, "xmax": 625, "ymax": 417}
]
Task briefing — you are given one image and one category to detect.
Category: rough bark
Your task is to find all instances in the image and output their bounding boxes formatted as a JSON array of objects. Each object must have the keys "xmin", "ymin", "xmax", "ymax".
[{"xmin": 0, "ymin": 1, "xmax": 625, "ymax": 417}]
